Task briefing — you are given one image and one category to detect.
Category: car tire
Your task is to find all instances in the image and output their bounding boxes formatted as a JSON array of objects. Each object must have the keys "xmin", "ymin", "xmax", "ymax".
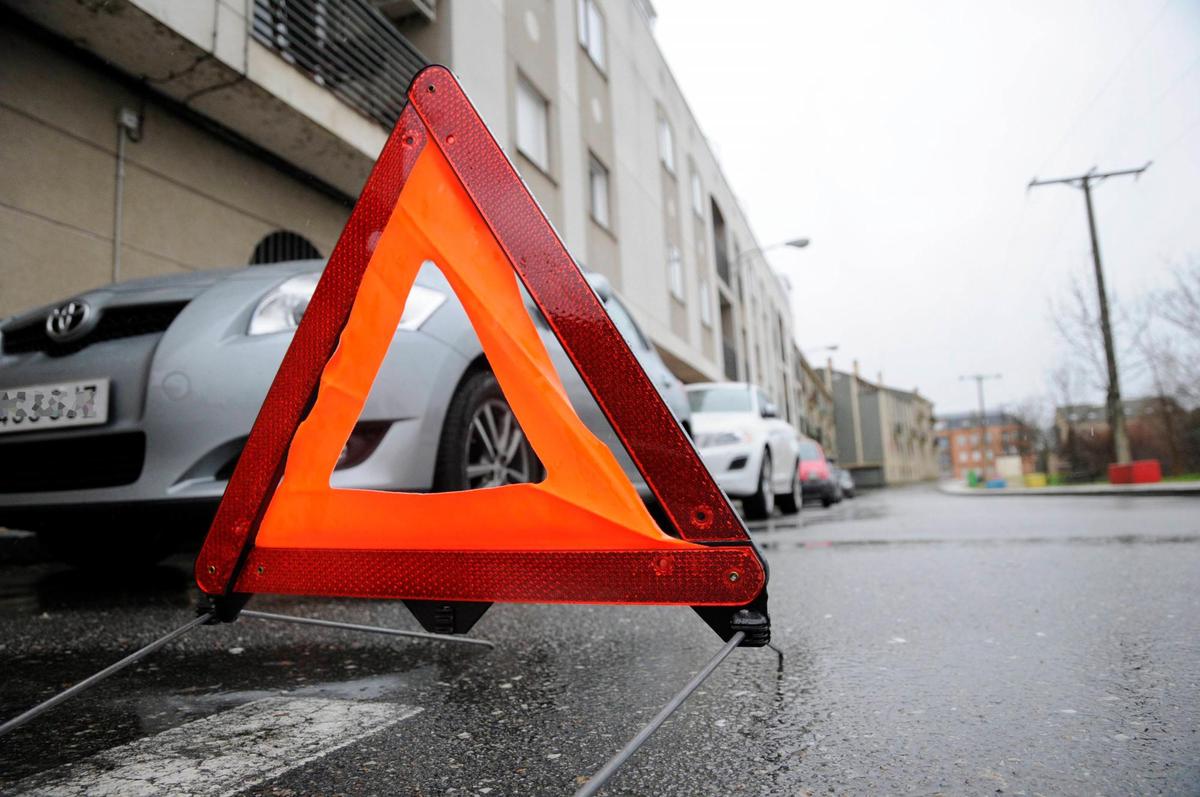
[
  {"xmin": 776, "ymin": 460, "xmax": 801, "ymax": 515},
  {"xmin": 820, "ymin": 490, "xmax": 834, "ymax": 508},
  {"xmin": 433, "ymin": 369, "xmax": 540, "ymax": 492},
  {"xmin": 741, "ymin": 450, "xmax": 774, "ymax": 520}
]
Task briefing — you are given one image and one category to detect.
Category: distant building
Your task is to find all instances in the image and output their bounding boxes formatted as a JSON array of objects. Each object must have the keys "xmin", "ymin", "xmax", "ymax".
[
  {"xmin": 791, "ymin": 347, "xmax": 836, "ymax": 454},
  {"xmin": 1055, "ymin": 396, "xmax": 1194, "ymax": 477},
  {"xmin": 830, "ymin": 364, "xmax": 937, "ymax": 487},
  {"xmin": 934, "ymin": 411, "xmax": 1036, "ymax": 480}
]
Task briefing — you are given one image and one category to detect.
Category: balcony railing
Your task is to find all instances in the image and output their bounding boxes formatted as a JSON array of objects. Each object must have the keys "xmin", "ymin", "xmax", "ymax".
[
  {"xmin": 252, "ymin": 0, "xmax": 428, "ymax": 129},
  {"xmin": 722, "ymin": 340, "xmax": 739, "ymax": 381},
  {"xmin": 715, "ymin": 245, "xmax": 731, "ymax": 285}
]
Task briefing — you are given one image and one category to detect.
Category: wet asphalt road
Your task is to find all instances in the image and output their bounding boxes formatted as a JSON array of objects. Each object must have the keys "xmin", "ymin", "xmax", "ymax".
[{"xmin": 0, "ymin": 486, "xmax": 1198, "ymax": 795}]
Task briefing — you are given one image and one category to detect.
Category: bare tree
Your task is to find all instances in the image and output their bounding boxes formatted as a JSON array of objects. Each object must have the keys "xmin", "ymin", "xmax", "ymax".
[
  {"xmin": 1049, "ymin": 270, "xmax": 1146, "ymax": 395},
  {"xmin": 1153, "ymin": 258, "xmax": 1200, "ymax": 403},
  {"xmin": 1048, "ymin": 362, "xmax": 1085, "ymax": 476},
  {"xmin": 1159, "ymin": 257, "xmax": 1200, "ymax": 337}
]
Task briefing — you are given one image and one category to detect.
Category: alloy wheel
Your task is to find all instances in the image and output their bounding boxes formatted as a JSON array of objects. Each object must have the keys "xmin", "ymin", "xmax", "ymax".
[{"xmin": 465, "ymin": 398, "xmax": 534, "ymax": 488}]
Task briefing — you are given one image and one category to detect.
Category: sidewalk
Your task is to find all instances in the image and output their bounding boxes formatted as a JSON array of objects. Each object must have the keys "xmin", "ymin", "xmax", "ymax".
[{"xmin": 939, "ymin": 480, "xmax": 1200, "ymax": 497}]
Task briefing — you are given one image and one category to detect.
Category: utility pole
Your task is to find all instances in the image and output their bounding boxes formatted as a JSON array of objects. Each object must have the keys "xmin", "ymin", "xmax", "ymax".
[
  {"xmin": 1028, "ymin": 163, "xmax": 1150, "ymax": 464},
  {"xmin": 960, "ymin": 373, "xmax": 1001, "ymax": 480}
]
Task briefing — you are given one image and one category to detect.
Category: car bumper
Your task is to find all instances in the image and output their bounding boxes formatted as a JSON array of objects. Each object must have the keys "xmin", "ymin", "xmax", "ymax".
[
  {"xmin": 0, "ymin": 289, "xmax": 469, "ymax": 527},
  {"xmin": 802, "ymin": 478, "xmax": 836, "ymax": 500},
  {"xmin": 696, "ymin": 444, "xmax": 761, "ymax": 498}
]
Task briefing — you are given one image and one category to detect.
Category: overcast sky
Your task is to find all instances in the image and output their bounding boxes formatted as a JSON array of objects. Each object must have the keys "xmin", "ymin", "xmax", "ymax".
[{"xmin": 653, "ymin": 0, "xmax": 1200, "ymax": 416}]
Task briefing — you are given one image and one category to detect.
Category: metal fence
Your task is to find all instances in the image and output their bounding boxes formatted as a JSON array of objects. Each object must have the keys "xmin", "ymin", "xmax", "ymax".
[{"xmin": 252, "ymin": 0, "xmax": 428, "ymax": 129}]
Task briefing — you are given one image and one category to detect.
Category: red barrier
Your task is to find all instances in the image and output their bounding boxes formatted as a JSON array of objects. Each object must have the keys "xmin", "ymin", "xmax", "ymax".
[{"xmin": 1108, "ymin": 460, "xmax": 1162, "ymax": 485}]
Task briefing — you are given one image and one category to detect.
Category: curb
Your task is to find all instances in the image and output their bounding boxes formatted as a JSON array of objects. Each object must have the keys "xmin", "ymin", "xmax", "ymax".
[{"xmin": 938, "ymin": 482, "xmax": 1200, "ymax": 498}]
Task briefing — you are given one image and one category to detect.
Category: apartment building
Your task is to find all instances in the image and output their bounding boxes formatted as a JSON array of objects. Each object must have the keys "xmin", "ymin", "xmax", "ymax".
[
  {"xmin": 1, "ymin": 0, "xmax": 800, "ymax": 416},
  {"xmin": 934, "ymin": 411, "xmax": 1035, "ymax": 480},
  {"xmin": 792, "ymin": 346, "xmax": 836, "ymax": 454},
  {"xmin": 830, "ymin": 364, "xmax": 937, "ymax": 487}
]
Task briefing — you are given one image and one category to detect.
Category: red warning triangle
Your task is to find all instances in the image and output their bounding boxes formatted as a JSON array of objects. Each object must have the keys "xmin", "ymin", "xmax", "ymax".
[{"xmin": 195, "ymin": 66, "xmax": 768, "ymax": 639}]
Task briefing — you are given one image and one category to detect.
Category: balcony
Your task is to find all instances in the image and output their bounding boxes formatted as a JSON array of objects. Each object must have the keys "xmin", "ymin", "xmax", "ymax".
[
  {"xmin": 11, "ymin": 0, "xmax": 429, "ymax": 196},
  {"xmin": 253, "ymin": 0, "xmax": 429, "ymax": 129}
]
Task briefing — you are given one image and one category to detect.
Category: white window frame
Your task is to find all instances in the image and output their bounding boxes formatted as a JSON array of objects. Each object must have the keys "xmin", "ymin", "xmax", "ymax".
[
  {"xmin": 577, "ymin": 0, "xmax": 607, "ymax": 71},
  {"xmin": 667, "ymin": 245, "xmax": 684, "ymax": 301},
  {"xmin": 515, "ymin": 74, "xmax": 550, "ymax": 173},
  {"xmin": 699, "ymin": 277, "xmax": 713, "ymax": 327},
  {"xmin": 658, "ymin": 116, "xmax": 675, "ymax": 174},
  {"xmin": 588, "ymin": 152, "xmax": 611, "ymax": 229},
  {"xmin": 690, "ymin": 169, "xmax": 703, "ymax": 216}
]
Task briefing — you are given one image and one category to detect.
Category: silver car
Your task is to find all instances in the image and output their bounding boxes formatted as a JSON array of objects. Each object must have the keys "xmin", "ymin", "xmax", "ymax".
[{"xmin": 0, "ymin": 260, "xmax": 689, "ymax": 566}]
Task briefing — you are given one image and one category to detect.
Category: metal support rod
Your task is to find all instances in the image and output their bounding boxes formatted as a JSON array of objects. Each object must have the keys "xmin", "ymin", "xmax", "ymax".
[
  {"xmin": 0, "ymin": 612, "xmax": 213, "ymax": 739},
  {"xmin": 574, "ymin": 631, "xmax": 746, "ymax": 797},
  {"xmin": 240, "ymin": 610, "xmax": 496, "ymax": 649}
]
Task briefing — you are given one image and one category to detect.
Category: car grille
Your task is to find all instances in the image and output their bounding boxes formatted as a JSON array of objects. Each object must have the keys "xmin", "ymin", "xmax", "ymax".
[
  {"xmin": 0, "ymin": 431, "xmax": 146, "ymax": 492},
  {"xmin": 1, "ymin": 301, "xmax": 189, "ymax": 356}
]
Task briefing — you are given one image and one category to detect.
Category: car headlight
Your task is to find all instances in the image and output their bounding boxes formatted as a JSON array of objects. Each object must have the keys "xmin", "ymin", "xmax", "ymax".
[
  {"xmin": 695, "ymin": 430, "xmax": 751, "ymax": 448},
  {"xmin": 248, "ymin": 274, "xmax": 446, "ymax": 336}
]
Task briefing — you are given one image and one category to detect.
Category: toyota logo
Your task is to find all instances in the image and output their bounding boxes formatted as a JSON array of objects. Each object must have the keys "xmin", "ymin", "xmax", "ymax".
[{"xmin": 46, "ymin": 300, "xmax": 92, "ymax": 342}]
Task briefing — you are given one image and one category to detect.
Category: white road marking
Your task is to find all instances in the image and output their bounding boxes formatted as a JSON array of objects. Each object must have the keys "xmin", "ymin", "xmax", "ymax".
[{"xmin": 10, "ymin": 697, "xmax": 420, "ymax": 796}]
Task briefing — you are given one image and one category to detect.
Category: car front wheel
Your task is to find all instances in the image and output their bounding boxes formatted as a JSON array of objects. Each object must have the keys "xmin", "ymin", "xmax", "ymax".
[
  {"xmin": 433, "ymin": 370, "xmax": 540, "ymax": 491},
  {"xmin": 741, "ymin": 450, "xmax": 774, "ymax": 520},
  {"xmin": 776, "ymin": 460, "xmax": 801, "ymax": 515}
]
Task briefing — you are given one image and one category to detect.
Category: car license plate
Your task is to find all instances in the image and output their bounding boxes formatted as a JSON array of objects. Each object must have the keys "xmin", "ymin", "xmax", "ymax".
[{"xmin": 0, "ymin": 378, "xmax": 110, "ymax": 435}]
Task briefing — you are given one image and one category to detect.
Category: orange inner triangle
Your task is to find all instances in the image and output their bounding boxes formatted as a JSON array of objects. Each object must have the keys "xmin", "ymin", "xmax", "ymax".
[{"xmin": 252, "ymin": 140, "xmax": 701, "ymax": 553}]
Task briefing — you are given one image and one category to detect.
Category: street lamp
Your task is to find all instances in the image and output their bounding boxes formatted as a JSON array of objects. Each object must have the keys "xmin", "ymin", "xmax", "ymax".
[{"xmin": 736, "ymin": 237, "xmax": 810, "ymax": 263}]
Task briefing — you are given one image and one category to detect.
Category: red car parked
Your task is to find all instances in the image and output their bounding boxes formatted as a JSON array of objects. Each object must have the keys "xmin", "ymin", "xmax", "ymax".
[{"xmin": 797, "ymin": 437, "xmax": 840, "ymax": 507}]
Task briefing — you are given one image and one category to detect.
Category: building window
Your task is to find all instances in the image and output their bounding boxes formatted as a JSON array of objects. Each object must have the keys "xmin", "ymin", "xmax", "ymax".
[
  {"xmin": 577, "ymin": 0, "xmax": 606, "ymax": 71},
  {"xmin": 516, "ymin": 75, "xmax": 550, "ymax": 172},
  {"xmin": 658, "ymin": 115, "xmax": 675, "ymax": 173},
  {"xmin": 690, "ymin": 169, "xmax": 703, "ymax": 216},
  {"xmin": 250, "ymin": 230, "xmax": 321, "ymax": 265},
  {"xmin": 958, "ymin": 451, "xmax": 967, "ymax": 463},
  {"xmin": 699, "ymin": 277, "xmax": 713, "ymax": 327},
  {"xmin": 667, "ymin": 245, "xmax": 684, "ymax": 301},
  {"xmin": 588, "ymin": 152, "xmax": 610, "ymax": 229}
]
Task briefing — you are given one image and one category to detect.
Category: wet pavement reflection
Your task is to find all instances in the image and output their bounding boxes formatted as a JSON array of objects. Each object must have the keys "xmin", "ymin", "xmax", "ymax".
[{"xmin": 0, "ymin": 486, "xmax": 1197, "ymax": 794}]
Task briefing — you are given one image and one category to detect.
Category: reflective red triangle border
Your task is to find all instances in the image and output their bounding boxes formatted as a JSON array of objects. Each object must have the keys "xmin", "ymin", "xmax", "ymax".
[{"xmin": 195, "ymin": 66, "xmax": 768, "ymax": 616}]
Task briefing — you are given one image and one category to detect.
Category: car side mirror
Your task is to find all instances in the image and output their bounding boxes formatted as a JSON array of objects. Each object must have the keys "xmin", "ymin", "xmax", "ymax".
[{"xmin": 761, "ymin": 402, "xmax": 778, "ymax": 419}]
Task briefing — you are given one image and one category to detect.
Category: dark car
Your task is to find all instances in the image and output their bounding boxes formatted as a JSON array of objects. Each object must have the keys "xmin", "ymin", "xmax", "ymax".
[
  {"xmin": 797, "ymin": 437, "xmax": 839, "ymax": 507},
  {"xmin": 833, "ymin": 465, "xmax": 856, "ymax": 498}
]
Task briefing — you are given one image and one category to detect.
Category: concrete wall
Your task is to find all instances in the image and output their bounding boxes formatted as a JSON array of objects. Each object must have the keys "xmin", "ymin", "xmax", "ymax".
[{"xmin": 0, "ymin": 23, "xmax": 350, "ymax": 319}]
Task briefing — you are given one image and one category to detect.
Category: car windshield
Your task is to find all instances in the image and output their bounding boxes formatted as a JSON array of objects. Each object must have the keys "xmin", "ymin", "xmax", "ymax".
[
  {"xmin": 604, "ymin": 296, "xmax": 649, "ymax": 351},
  {"xmin": 687, "ymin": 387, "xmax": 752, "ymax": 413},
  {"xmin": 797, "ymin": 441, "xmax": 822, "ymax": 460}
]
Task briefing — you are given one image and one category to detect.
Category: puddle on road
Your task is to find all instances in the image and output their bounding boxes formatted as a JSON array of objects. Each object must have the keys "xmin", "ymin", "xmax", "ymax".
[{"xmin": 752, "ymin": 533, "xmax": 1200, "ymax": 554}]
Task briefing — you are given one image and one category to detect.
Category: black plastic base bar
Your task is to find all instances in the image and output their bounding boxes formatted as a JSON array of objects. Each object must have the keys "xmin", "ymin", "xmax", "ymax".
[
  {"xmin": 574, "ymin": 630, "xmax": 746, "ymax": 797},
  {"xmin": 0, "ymin": 612, "xmax": 213, "ymax": 739},
  {"xmin": 240, "ymin": 609, "xmax": 495, "ymax": 648}
]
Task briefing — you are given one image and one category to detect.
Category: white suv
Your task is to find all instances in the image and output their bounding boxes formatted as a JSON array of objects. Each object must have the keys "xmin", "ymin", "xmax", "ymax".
[{"xmin": 685, "ymin": 382, "xmax": 801, "ymax": 520}]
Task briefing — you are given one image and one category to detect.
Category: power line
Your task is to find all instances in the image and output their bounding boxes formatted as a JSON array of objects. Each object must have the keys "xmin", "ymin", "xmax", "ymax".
[
  {"xmin": 1028, "ymin": 163, "xmax": 1151, "ymax": 464},
  {"xmin": 1034, "ymin": 0, "xmax": 1176, "ymax": 175}
]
